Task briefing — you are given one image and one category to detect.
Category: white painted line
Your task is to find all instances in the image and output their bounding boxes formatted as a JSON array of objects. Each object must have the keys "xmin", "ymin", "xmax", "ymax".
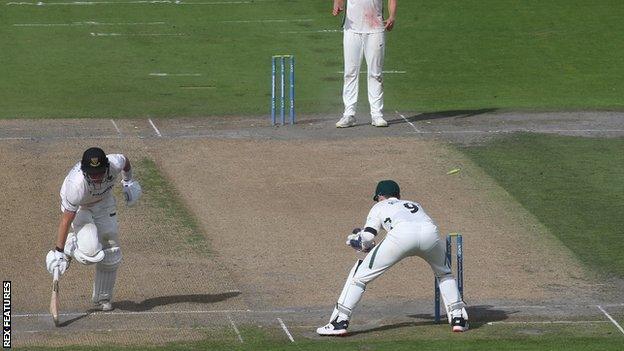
[
  {"xmin": 148, "ymin": 118, "xmax": 163, "ymax": 137},
  {"xmin": 396, "ymin": 110, "xmax": 420, "ymax": 132},
  {"xmin": 406, "ymin": 129, "xmax": 624, "ymax": 135},
  {"xmin": 597, "ymin": 305, "xmax": 624, "ymax": 336},
  {"xmin": 7, "ymin": 1, "xmax": 253, "ymax": 5},
  {"xmin": 336, "ymin": 70, "xmax": 406, "ymax": 74},
  {"xmin": 0, "ymin": 137, "xmax": 32, "ymax": 140},
  {"xmin": 0, "ymin": 135, "xmax": 120, "ymax": 141},
  {"xmin": 19, "ymin": 325, "xmax": 225, "ymax": 334},
  {"xmin": 487, "ymin": 320, "xmax": 609, "ymax": 325},
  {"xmin": 90, "ymin": 32, "xmax": 184, "ymax": 36},
  {"xmin": 221, "ymin": 18, "xmax": 312, "ymax": 23},
  {"xmin": 14, "ymin": 21, "xmax": 166, "ymax": 26},
  {"xmin": 149, "ymin": 72, "xmax": 202, "ymax": 76},
  {"xmin": 228, "ymin": 314, "xmax": 244, "ymax": 343},
  {"xmin": 281, "ymin": 29, "xmax": 342, "ymax": 34},
  {"xmin": 277, "ymin": 318, "xmax": 295, "ymax": 342},
  {"xmin": 110, "ymin": 119, "xmax": 122, "ymax": 137},
  {"xmin": 14, "ymin": 307, "xmax": 312, "ymax": 318}
]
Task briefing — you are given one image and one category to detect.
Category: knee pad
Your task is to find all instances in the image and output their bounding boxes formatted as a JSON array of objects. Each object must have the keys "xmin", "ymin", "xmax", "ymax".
[
  {"xmin": 66, "ymin": 224, "xmax": 105, "ymax": 265},
  {"xmin": 76, "ymin": 223, "xmax": 102, "ymax": 256}
]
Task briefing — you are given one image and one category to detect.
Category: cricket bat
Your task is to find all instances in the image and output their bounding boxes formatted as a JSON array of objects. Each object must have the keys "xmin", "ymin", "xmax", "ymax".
[{"xmin": 50, "ymin": 267, "xmax": 60, "ymax": 327}]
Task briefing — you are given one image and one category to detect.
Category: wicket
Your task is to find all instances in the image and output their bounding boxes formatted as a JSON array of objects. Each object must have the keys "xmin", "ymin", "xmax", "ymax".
[
  {"xmin": 271, "ymin": 55, "xmax": 295, "ymax": 125},
  {"xmin": 434, "ymin": 233, "xmax": 464, "ymax": 323}
]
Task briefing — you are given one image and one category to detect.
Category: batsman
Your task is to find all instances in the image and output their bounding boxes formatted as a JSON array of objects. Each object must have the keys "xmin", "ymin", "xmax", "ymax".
[
  {"xmin": 317, "ymin": 180, "xmax": 468, "ymax": 335},
  {"xmin": 45, "ymin": 147, "xmax": 142, "ymax": 312}
]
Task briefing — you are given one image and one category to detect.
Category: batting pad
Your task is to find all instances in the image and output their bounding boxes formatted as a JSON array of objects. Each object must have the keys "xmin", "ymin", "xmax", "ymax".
[{"xmin": 92, "ymin": 247, "xmax": 122, "ymax": 303}]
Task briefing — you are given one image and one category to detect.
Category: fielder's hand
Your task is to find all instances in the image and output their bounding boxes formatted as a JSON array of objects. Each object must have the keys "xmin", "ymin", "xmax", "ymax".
[
  {"xmin": 46, "ymin": 250, "xmax": 70, "ymax": 276},
  {"xmin": 122, "ymin": 179, "xmax": 142, "ymax": 207},
  {"xmin": 384, "ymin": 17, "xmax": 396, "ymax": 31},
  {"xmin": 332, "ymin": 0, "xmax": 344, "ymax": 16}
]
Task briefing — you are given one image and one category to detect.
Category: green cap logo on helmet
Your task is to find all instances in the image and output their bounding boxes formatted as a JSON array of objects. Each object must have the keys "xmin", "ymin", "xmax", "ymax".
[{"xmin": 373, "ymin": 180, "xmax": 400, "ymax": 201}]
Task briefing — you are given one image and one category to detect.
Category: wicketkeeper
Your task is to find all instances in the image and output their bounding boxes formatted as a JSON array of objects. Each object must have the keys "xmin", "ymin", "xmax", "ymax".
[
  {"xmin": 317, "ymin": 180, "xmax": 468, "ymax": 335},
  {"xmin": 45, "ymin": 147, "xmax": 142, "ymax": 311}
]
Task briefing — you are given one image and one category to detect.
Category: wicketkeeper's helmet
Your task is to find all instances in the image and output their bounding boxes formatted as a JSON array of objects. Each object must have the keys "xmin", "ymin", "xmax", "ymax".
[{"xmin": 373, "ymin": 180, "xmax": 401, "ymax": 201}]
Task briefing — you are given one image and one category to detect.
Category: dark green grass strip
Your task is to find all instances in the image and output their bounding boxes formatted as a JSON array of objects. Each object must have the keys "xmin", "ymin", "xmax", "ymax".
[
  {"xmin": 19, "ymin": 334, "xmax": 624, "ymax": 351},
  {"xmin": 2, "ymin": 1, "xmax": 624, "ymax": 118},
  {"xmin": 137, "ymin": 158, "xmax": 211, "ymax": 255},
  {"xmin": 459, "ymin": 134, "xmax": 624, "ymax": 277}
]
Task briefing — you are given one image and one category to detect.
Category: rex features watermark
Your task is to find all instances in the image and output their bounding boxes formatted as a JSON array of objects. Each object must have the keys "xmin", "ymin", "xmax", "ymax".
[{"xmin": 3, "ymin": 281, "xmax": 10, "ymax": 349}]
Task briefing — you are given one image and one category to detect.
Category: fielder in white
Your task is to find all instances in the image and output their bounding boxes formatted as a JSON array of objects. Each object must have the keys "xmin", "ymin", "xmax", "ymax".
[
  {"xmin": 333, "ymin": 0, "xmax": 397, "ymax": 128},
  {"xmin": 45, "ymin": 147, "xmax": 142, "ymax": 311},
  {"xmin": 317, "ymin": 180, "xmax": 468, "ymax": 336}
]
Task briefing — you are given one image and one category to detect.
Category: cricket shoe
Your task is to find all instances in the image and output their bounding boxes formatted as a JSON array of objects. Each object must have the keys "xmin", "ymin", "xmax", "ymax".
[
  {"xmin": 316, "ymin": 318, "xmax": 349, "ymax": 336},
  {"xmin": 371, "ymin": 116, "xmax": 388, "ymax": 127},
  {"xmin": 95, "ymin": 300, "xmax": 113, "ymax": 311},
  {"xmin": 336, "ymin": 115, "xmax": 356, "ymax": 128},
  {"xmin": 451, "ymin": 316, "xmax": 469, "ymax": 332}
]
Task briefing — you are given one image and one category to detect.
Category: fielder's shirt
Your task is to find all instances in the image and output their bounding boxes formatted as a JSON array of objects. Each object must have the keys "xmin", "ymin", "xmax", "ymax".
[{"xmin": 344, "ymin": 0, "xmax": 385, "ymax": 33}]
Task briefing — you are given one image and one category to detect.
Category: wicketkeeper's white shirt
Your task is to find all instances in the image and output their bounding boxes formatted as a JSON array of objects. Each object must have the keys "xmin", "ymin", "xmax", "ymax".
[
  {"xmin": 364, "ymin": 197, "xmax": 436, "ymax": 233},
  {"xmin": 344, "ymin": 0, "xmax": 385, "ymax": 33}
]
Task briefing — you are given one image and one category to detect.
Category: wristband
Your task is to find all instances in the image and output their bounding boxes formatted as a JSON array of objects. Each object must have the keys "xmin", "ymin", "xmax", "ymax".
[{"xmin": 55, "ymin": 246, "xmax": 64, "ymax": 253}]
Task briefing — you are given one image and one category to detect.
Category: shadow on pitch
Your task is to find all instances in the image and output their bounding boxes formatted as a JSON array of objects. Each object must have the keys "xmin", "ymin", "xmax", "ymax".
[
  {"xmin": 349, "ymin": 304, "xmax": 511, "ymax": 335},
  {"xmin": 115, "ymin": 291, "xmax": 241, "ymax": 312},
  {"xmin": 58, "ymin": 291, "xmax": 242, "ymax": 327},
  {"xmin": 387, "ymin": 108, "xmax": 498, "ymax": 126}
]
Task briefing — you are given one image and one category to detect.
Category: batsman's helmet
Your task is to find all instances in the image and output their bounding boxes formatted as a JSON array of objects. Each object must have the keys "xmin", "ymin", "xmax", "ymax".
[
  {"xmin": 373, "ymin": 180, "xmax": 400, "ymax": 201},
  {"xmin": 81, "ymin": 147, "xmax": 109, "ymax": 178}
]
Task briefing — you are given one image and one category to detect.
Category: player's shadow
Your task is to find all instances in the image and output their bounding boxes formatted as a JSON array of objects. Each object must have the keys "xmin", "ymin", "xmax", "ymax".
[
  {"xmin": 58, "ymin": 291, "xmax": 242, "ymax": 327},
  {"xmin": 387, "ymin": 108, "xmax": 498, "ymax": 125},
  {"xmin": 115, "ymin": 291, "xmax": 241, "ymax": 312},
  {"xmin": 348, "ymin": 304, "xmax": 510, "ymax": 335}
]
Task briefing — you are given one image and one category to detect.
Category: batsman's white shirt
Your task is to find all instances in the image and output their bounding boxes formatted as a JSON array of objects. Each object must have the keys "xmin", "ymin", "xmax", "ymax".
[
  {"xmin": 60, "ymin": 154, "xmax": 126, "ymax": 212},
  {"xmin": 344, "ymin": 0, "xmax": 385, "ymax": 33}
]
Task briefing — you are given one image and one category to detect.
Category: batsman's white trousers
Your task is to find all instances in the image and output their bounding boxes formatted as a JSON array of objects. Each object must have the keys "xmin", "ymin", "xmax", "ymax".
[
  {"xmin": 342, "ymin": 30, "xmax": 385, "ymax": 119},
  {"xmin": 71, "ymin": 196, "xmax": 122, "ymax": 303},
  {"xmin": 330, "ymin": 222, "xmax": 464, "ymax": 322}
]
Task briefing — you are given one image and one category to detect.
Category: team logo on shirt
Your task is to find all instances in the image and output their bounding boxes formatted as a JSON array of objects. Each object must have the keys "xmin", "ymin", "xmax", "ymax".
[{"xmin": 90, "ymin": 158, "xmax": 101, "ymax": 167}]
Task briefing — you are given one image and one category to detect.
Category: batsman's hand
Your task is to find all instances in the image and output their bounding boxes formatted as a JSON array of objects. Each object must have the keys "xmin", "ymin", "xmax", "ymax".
[
  {"xmin": 122, "ymin": 179, "xmax": 142, "ymax": 207},
  {"xmin": 46, "ymin": 250, "xmax": 70, "ymax": 276}
]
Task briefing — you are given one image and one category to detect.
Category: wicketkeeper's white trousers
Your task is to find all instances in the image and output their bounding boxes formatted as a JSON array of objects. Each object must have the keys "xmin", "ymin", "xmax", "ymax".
[
  {"xmin": 329, "ymin": 222, "xmax": 466, "ymax": 323},
  {"xmin": 342, "ymin": 30, "xmax": 385, "ymax": 119}
]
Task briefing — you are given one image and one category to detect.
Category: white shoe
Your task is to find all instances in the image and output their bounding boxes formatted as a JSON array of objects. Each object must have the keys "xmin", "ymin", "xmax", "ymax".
[
  {"xmin": 95, "ymin": 300, "xmax": 113, "ymax": 311},
  {"xmin": 371, "ymin": 116, "xmax": 388, "ymax": 127},
  {"xmin": 316, "ymin": 318, "xmax": 349, "ymax": 336},
  {"xmin": 451, "ymin": 317, "xmax": 469, "ymax": 332},
  {"xmin": 336, "ymin": 115, "xmax": 356, "ymax": 128}
]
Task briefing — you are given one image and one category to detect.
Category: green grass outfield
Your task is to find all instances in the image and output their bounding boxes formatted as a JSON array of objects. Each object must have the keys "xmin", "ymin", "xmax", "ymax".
[
  {"xmin": 1, "ymin": 0, "xmax": 624, "ymax": 118},
  {"xmin": 459, "ymin": 134, "xmax": 624, "ymax": 277},
  {"xmin": 19, "ymin": 322, "xmax": 624, "ymax": 350}
]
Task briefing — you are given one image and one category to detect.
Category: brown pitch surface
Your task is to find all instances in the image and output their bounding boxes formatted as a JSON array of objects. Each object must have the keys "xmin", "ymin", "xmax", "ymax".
[{"xmin": 0, "ymin": 126, "xmax": 598, "ymax": 346}]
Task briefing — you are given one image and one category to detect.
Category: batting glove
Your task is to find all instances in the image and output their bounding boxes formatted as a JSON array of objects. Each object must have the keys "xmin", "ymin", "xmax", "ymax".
[
  {"xmin": 45, "ymin": 249, "xmax": 70, "ymax": 276},
  {"xmin": 122, "ymin": 179, "xmax": 142, "ymax": 207}
]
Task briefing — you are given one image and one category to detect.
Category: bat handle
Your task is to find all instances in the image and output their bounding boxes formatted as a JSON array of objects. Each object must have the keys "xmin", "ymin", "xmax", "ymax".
[{"xmin": 53, "ymin": 267, "xmax": 59, "ymax": 282}]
